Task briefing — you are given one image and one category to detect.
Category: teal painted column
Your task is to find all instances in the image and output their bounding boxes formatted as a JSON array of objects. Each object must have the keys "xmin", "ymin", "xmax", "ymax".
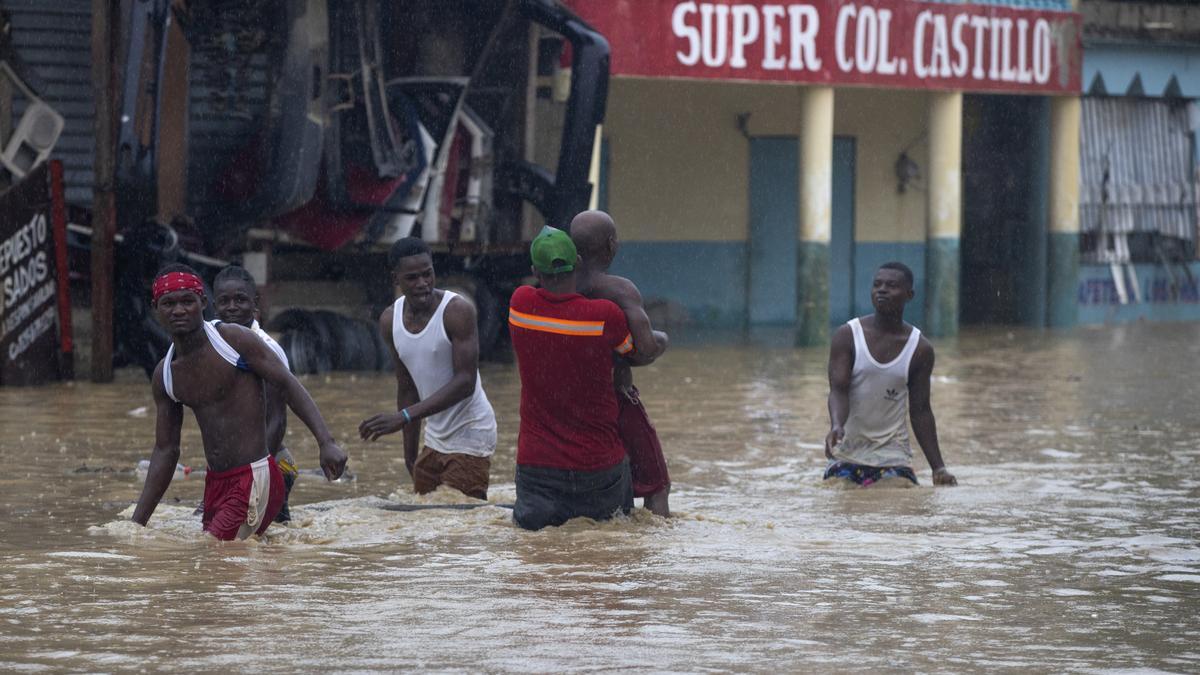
[
  {"xmin": 797, "ymin": 86, "xmax": 833, "ymax": 346},
  {"xmin": 926, "ymin": 237, "xmax": 960, "ymax": 334},
  {"xmin": 798, "ymin": 241, "xmax": 830, "ymax": 344},
  {"xmin": 1047, "ymin": 231, "xmax": 1080, "ymax": 326},
  {"xmin": 925, "ymin": 92, "xmax": 962, "ymax": 338},
  {"xmin": 1046, "ymin": 96, "xmax": 1081, "ymax": 328}
]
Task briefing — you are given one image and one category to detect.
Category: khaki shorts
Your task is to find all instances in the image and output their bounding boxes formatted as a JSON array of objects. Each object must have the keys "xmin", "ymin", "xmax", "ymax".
[{"xmin": 412, "ymin": 446, "xmax": 491, "ymax": 500}]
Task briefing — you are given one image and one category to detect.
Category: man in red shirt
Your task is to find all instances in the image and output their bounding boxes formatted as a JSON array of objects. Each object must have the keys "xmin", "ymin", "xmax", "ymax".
[{"xmin": 508, "ymin": 226, "xmax": 638, "ymax": 530}]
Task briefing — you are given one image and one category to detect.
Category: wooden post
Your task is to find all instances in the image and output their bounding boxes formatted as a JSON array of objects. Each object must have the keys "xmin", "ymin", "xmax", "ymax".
[
  {"xmin": 90, "ymin": 0, "xmax": 117, "ymax": 382},
  {"xmin": 51, "ymin": 160, "xmax": 74, "ymax": 379}
]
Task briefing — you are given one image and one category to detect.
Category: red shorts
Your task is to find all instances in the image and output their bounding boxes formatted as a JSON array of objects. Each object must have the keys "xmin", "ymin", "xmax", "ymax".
[
  {"xmin": 618, "ymin": 386, "xmax": 670, "ymax": 498},
  {"xmin": 202, "ymin": 455, "xmax": 284, "ymax": 541}
]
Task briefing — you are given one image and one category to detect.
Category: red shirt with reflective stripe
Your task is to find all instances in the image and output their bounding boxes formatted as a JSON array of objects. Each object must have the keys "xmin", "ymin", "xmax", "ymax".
[{"xmin": 508, "ymin": 285, "xmax": 633, "ymax": 470}]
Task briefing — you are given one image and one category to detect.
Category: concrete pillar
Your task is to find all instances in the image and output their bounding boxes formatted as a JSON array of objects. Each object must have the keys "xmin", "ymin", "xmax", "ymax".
[
  {"xmin": 1047, "ymin": 96, "xmax": 1081, "ymax": 328},
  {"xmin": 797, "ymin": 86, "xmax": 833, "ymax": 346},
  {"xmin": 926, "ymin": 91, "xmax": 962, "ymax": 338}
]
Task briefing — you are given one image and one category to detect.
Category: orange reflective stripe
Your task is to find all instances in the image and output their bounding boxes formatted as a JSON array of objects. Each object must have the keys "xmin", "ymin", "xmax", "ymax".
[
  {"xmin": 509, "ymin": 308, "xmax": 604, "ymax": 329},
  {"xmin": 614, "ymin": 333, "xmax": 634, "ymax": 354},
  {"xmin": 508, "ymin": 308, "xmax": 605, "ymax": 336}
]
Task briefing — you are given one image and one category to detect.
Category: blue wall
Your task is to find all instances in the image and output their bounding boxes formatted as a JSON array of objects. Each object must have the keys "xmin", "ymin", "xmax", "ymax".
[
  {"xmin": 611, "ymin": 242, "xmax": 749, "ymax": 327},
  {"xmin": 613, "ymin": 240, "xmax": 932, "ymax": 330},
  {"xmin": 1084, "ymin": 45, "xmax": 1200, "ymax": 98},
  {"xmin": 612, "ymin": 252, "xmax": 1200, "ymax": 329},
  {"xmin": 1078, "ymin": 263, "xmax": 1200, "ymax": 324}
]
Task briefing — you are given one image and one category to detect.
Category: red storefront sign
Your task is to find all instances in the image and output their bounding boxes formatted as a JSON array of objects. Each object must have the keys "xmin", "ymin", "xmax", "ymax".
[{"xmin": 565, "ymin": 0, "xmax": 1082, "ymax": 94}]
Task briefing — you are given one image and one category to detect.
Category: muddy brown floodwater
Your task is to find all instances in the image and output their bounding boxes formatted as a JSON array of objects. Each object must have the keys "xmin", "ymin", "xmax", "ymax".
[{"xmin": 1, "ymin": 323, "xmax": 1198, "ymax": 672}]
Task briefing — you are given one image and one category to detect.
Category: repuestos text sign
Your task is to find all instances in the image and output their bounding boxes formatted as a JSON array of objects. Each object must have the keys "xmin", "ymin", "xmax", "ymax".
[
  {"xmin": 0, "ymin": 163, "xmax": 60, "ymax": 386},
  {"xmin": 566, "ymin": 0, "xmax": 1081, "ymax": 94}
]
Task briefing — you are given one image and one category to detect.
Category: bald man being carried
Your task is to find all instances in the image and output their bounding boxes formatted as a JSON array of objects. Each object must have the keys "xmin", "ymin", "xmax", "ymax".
[{"xmin": 570, "ymin": 210, "xmax": 672, "ymax": 517}]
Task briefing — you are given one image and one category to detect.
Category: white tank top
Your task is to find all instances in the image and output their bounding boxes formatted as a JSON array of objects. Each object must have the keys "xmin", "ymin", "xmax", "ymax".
[
  {"xmin": 162, "ymin": 321, "xmax": 249, "ymax": 403},
  {"xmin": 835, "ymin": 317, "xmax": 921, "ymax": 468},
  {"xmin": 392, "ymin": 291, "xmax": 497, "ymax": 457}
]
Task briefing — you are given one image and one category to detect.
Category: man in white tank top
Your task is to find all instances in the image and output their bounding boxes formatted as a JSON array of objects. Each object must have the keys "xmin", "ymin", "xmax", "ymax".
[
  {"xmin": 359, "ymin": 238, "xmax": 498, "ymax": 499},
  {"xmin": 824, "ymin": 263, "xmax": 957, "ymax": 487}
]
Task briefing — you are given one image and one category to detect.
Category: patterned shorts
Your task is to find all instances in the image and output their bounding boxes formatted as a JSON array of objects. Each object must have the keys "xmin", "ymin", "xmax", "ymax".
[{"xmin": 824, "ymin": 461, "xmax": 918, "ymax": 487}]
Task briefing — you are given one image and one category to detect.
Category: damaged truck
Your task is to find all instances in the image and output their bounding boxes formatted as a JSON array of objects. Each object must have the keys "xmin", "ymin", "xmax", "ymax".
[{"xmin": 110, "ymin": 0, "xmax": 608, "ymax": 370}]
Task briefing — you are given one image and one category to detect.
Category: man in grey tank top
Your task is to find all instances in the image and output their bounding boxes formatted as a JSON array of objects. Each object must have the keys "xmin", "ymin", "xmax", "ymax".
[
  {"xmin": 359, "ymin": 238, "xmax": 498, "ymax": 499},
  {"xmin": 824, "ymin": 262, "xmax": 957, "ymax": 487}
]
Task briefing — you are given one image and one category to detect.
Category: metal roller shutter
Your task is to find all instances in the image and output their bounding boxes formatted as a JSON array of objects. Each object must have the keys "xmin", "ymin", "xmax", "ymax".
[
  {"xmin": 3, "ymin": 0, "xmax": 93, "ymax": 205},
  {"xmin": 1080, "ymin": 97, "xmax": 1198, "ymax": 244}
]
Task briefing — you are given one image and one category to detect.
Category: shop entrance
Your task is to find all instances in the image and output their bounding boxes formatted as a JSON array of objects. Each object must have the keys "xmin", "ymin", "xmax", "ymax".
[{"xmin": 961, "ymin": 95, "xmax": 1050, "ymax": 326}]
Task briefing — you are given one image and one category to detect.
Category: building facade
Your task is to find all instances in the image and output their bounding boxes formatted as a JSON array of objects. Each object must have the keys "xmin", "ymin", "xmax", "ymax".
[{"xmin": 570, "ymin": 0, "xmax": 1198, "ymax": 338}]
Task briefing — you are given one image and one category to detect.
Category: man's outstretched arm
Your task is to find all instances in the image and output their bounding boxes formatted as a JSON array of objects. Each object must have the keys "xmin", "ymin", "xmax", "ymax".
[
  {"xmin": 908, "ymin": 339, "xmax": 956, "ymax": 486},
  {"xmin": 825, "ymin": 325, "xmax": 854, "ymax": 459},
  {"xmin": 132, "ymin": 363, "xmax": 184, "ymax": 525},
  {"xmin": 223, "ymin": 325, "xmax": 348, "ymax": 481}
]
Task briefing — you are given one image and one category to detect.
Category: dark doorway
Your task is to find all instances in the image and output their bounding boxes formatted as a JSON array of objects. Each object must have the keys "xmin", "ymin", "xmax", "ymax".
[{"xmin": 961, "ymin": 95, "xmax": 1050, "ymax": 326}]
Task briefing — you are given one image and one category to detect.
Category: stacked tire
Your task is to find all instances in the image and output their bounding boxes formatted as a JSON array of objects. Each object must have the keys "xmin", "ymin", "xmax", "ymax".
[{"xmin": 269, "ymin": 309, "xmax": 391, "ymax": 374}]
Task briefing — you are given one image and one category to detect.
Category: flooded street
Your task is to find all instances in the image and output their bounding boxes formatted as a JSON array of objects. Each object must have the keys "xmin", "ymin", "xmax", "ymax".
[{"xmin": 1, "ymin": 323, "xmax": 1198, "ymax": 672}]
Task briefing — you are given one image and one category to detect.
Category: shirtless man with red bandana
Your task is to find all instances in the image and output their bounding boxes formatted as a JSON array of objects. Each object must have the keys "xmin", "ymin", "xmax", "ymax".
[{"xmin": 131, "ymin": 263, "xmax": 347, "ymax": 540}]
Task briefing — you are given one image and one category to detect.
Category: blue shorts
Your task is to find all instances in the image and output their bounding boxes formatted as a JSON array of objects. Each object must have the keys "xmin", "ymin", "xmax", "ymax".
[{"xmin": 824, "ymin": 461, "xmax": 918, "ymax": 486}]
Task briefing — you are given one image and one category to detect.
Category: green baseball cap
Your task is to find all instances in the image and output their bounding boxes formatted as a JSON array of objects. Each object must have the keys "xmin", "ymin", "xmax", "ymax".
[{"xmin": 530, "ymin": 226, "xmax": 577, "ymax": 274}]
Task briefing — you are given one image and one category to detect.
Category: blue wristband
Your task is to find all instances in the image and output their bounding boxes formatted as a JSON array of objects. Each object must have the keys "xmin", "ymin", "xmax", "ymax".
[{"xmin": 401, "ymin": 408, "xmax": 412, "ymax": 424}]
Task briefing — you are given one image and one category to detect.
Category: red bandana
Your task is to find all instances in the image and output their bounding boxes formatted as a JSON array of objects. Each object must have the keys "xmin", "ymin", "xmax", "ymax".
[{"xmin": 152, "ymin": 272, "xmax": 205, "ymax": 302}]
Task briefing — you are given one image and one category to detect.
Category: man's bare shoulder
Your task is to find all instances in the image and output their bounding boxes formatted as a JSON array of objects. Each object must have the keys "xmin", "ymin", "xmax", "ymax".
[
  {"xmin": 587, "ymin": 272, "xmax": 642, "ymax": 306},
  {"xmin": 216, "ymin": 322, "xmax": 277, "ymax": 365},
  {"xmin": 215, "ymin": 321, "xmax": 252, "ymax": 341},
  {"xmin": 445, "ymin": 293, "xmax": 477, "ymax": 317},
  {"xmin": 830, "ymin": 322, "xmax": 854, "ymax": 346},
  {"xmin": 442, "ymin": 293, "xmax": 478, "ymax": 339},
  {"xmin": 914, "ymin": 334, "xmax": 935, "ymax": 360}
]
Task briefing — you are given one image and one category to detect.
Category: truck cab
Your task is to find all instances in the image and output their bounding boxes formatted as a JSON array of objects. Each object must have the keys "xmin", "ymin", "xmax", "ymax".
[{"xmin": 113, "ymin": 0, "xmax": 609, "ymax": 362}]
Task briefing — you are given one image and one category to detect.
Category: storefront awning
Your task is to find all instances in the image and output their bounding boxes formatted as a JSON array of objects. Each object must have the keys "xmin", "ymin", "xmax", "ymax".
[
  {"xmin": 1084, "ymin": 44, "xmax": 1200, "ymax": 98},
  {"xmin": 563, "ymin": 0, "xmax": 1081, "ymax": 94}
]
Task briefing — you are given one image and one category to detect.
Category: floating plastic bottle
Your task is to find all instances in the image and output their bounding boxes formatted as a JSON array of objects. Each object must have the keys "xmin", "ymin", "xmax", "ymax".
[
  {"xmin": 135, "ymin": 460, "xmax": 197, "ymax": 480},
  {"xmin": 296, "ymin": 467, "xmax": 356, "ymax": 484}
]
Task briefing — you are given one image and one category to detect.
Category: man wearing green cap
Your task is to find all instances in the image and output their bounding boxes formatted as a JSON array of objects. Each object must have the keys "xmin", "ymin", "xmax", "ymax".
[{"xmin": 507, "ymin": 226, "xmax": 638, "ymax": 530}]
